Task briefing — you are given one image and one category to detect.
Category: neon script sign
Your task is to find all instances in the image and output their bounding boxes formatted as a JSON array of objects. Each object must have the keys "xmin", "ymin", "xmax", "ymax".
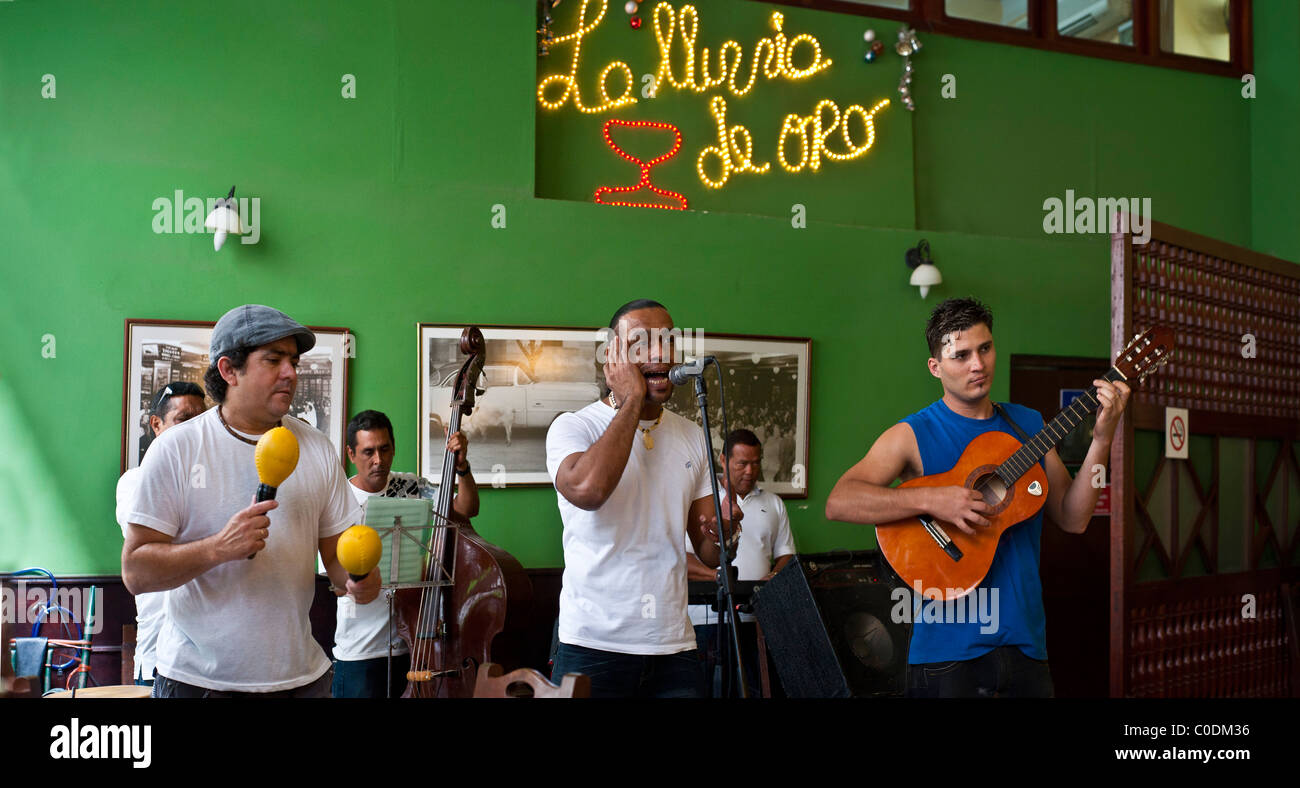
[
  {"xmin": 652, "ymin": 4, "xmax": 833, "ymax": 98},
  {"xmin": 538, "ymin": 0, "xmax": 891, "ymax": 191},
  {"xmin": 594, "ymin": 120, "xmax": 689, "ymax": 210}
]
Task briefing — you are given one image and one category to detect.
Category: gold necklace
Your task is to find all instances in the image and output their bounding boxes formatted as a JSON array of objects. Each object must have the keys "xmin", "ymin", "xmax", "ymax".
[
  {"xmin": 608, "ymin": 392, "xmax": 662, "ymax": 449},
  {"xmin": 639, "ymin": 413, "xmax": 663, "ymax": 450}
]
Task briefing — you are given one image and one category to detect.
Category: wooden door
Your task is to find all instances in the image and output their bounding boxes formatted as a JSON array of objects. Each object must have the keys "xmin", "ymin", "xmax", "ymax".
[{"xmin": 1010, "ymin": 353, "xmax": 1111, "ymax": 697}]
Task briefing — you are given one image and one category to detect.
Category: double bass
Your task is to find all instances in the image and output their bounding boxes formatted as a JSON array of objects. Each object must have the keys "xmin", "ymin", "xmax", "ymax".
[{"xmin": 395, "ymin": 326, "xmax": 534, "ymax": 697}]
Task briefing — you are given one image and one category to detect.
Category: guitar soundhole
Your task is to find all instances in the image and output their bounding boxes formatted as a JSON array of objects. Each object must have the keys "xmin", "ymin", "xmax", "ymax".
[
  {"xmin": 966, "ymin": 466, "xmax": 1013, "ymax": 516},
  {"xmin": 974, "ymin": 473, "xmax": 1007, "ymax": 506}
]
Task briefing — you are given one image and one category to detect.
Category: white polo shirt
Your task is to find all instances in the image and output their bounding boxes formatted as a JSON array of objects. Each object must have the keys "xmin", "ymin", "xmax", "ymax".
[{"xmin": 687, "ymin": 485, "xmax": 795, "ymax": 625}]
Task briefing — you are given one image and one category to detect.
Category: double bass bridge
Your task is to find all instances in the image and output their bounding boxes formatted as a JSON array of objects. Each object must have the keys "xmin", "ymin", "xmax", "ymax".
[{"xmin": 416, "ymin": 605, "xmax": 445, "ymax": 640}]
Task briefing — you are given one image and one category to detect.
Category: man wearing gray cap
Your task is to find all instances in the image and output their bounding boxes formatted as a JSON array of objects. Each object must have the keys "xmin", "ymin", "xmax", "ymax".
[{"xmin": 122, "ymin": 304, "xmax": 378, "ymax": 697}]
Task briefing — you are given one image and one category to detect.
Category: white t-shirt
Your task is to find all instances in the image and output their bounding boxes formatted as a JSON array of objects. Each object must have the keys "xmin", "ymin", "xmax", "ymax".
[
  {"xmin": 333, "ymin": 472, "xmax": 438, "ymax": 661},
  {"xmin": 127, "ymin": 408, "xmax": 358, "ymax": 692},
  {"xmin": 115, "ymin": 467, "xmax": 165, "ymax": 681},
  {"xmin": 687, "ymin": 485, "xmax": 795, "ymax": 626},
  {"xmin": 546, "ymin": 400, "xmax": 713, "ymax": 655}
]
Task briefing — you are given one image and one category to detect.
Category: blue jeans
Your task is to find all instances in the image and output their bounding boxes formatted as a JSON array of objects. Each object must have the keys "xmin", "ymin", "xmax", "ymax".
[
  {"xmin": 152, "ymin": 669, "xmax": 333, "ymax": 698},
  {"xmin": 694, "ymin": 623, "xmax": 762, "ymax": 698},
  {"xmin": 906, "ymin": 646, "xmax": 1054, "ymax": 698},
  {"xmin": 332, "ymin": 654, "xmax": 411, "ymax": 698},
  {"xmin": 551, "ymin": 642, "xmax": 705, "ymax": 698}
]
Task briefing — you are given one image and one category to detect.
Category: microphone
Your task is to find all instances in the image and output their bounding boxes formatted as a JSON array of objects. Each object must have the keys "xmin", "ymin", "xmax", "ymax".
[
  {"xmin": 249, "ymin": 426, "xmax": 299, "ymax": 559},
  {"xmin": 668, "ymin": 357, "xmax": 714, "ymax": 386},
  {"xmin": 336, "ymin": 525, "xmax": 382, "ymax": 583}
]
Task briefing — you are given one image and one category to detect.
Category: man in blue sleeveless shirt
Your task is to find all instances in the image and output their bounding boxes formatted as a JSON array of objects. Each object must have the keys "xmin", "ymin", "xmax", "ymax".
[{"xmin": 826, "ymin": 298, "xmax": 1129, "ymax": 697}]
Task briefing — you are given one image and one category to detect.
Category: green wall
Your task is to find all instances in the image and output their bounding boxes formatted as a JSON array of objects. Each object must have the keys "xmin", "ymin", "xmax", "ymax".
[
  {"xmin": 1250, "ymin": 0, "xmax": 1300, "ymax": 261},
  {"xmin": 0, "ymin": 0, "xmax": 1284, "ymax": 574}
]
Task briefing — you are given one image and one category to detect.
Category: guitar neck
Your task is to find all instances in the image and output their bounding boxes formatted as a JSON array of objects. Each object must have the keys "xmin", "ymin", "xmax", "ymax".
[{"xmin": 996, "ymin": 366, "xmax": 1126, "ymax": 484}]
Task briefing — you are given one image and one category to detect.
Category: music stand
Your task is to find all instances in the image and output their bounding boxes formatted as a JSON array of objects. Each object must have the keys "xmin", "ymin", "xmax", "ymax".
[{"xmin": 360, "ymin": 497, "xmax": 458, "ymax": 697}]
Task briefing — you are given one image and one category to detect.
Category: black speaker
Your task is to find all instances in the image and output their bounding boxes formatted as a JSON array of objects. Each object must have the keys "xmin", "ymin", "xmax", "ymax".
[{"xmin": 753, "ymin": 550, "xmax": 910, "ymax": 698}]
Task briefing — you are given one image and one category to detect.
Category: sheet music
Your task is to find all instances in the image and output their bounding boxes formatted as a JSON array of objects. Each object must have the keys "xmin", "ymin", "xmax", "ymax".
[{"xmin": 362, "ymin": 497, "xmax": 439, "ymax": 587}]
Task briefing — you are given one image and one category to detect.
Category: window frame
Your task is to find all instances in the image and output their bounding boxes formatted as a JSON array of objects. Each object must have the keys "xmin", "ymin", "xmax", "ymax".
[{"xmin": 761, "ymin": 0, "xmax": 1251, "ymax": 78}]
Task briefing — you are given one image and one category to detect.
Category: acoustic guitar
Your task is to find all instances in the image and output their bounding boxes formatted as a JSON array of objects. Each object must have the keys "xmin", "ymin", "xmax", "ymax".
[{"xmin": 875, "ymin": 326, "xmax": 1174, "ymax": 601}]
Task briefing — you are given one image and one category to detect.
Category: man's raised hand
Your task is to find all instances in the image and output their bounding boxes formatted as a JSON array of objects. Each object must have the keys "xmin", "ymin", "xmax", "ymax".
[{"xmin": 603, "ymin": 326, "xmax": 647, "ymax": 409}]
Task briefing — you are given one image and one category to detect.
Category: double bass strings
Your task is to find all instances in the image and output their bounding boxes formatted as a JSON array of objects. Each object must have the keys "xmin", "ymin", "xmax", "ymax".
[{"xmin": 410, "ymin": 408, "xmax": 463, "ymax": 697}]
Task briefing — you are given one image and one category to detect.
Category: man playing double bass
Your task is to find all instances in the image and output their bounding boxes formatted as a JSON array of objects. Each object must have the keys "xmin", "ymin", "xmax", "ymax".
[
  {"xmin": 546, "ymin": 299, "xmax": 741, "ymax": 698},
  {"xmin": 826, "ymin": 298, "xmax": 1128, "ymax": 697},
  {"xmin": 334, "ymin": 409, "xmax": 479, "ymax": 698}
]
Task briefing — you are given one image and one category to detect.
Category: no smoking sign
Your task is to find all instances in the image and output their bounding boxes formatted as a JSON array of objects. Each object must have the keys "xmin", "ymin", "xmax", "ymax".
[{"xmin": 1165, "ymin": 407, "xmax": 1189, "ymax": 459}]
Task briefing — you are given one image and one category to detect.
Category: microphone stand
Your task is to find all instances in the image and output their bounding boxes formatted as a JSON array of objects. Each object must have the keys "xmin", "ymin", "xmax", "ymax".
[{"xmin": 690, "ymin": 363, "xmax": 749, "ymax": 698}]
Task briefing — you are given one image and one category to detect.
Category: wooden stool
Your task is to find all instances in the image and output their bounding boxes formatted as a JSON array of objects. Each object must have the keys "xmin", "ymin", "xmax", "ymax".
[{"xmin": 45, "ymin": 685, "xmax": 152, "ymax": 698}]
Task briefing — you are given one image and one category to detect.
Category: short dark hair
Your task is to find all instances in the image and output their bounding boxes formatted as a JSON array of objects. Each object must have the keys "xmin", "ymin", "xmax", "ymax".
[
  {"xmin": 609, "ymin": 298, "xmax": 667, "ymax": 331},
  {"xmin": 151, "ymin": 381, "xmax": 205, "ymax": 419},
  {"xmin": 347, "ymin": 410, "xmax": 395, "ymax": 450},
  {"xmin": 925, "ymin": 297, "xmax": 994, "ymax": 358},
  {"xmin": 722, "ymin": 428, "xmax": 761, "ymax": 458},
  {"xmin": 203, "ymin": 346, "xmax": 254, "ymax": 404}
]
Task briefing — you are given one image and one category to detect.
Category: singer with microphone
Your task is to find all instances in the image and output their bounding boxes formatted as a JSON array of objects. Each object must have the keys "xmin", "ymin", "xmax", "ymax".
[
  {"xmin": 546, "ymin": 299, "xmax": 741, "ymax": 698},
  {"xmin": 122, "ymin": 304, "xmax": 376, "ymax": 698}
]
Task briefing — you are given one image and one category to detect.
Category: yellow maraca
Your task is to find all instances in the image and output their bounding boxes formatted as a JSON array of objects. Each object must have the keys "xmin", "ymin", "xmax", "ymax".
[
  {"xmin": 337, "ymin": 524, "xmax": 382, "ymax": 582},
  {"xmin": 248, "ymin": 426, "xmax": 299, "ymax": 559},
  {"xmin": 255, "ymin": 426, "xmax": 299, "ymax": 501}
]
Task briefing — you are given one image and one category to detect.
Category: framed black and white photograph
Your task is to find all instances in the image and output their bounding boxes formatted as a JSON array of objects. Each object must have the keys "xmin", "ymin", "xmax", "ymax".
[
  {"xmin": 121, "ymin": 319, "xmax": 351, "ymax": 471},
  {"xmin": 419, "ymin": 324, "xmax": 607, "ymax": 487},
  {"xmin": 665, "ymin": 333, "xmax": 812, "ymax": 498}
]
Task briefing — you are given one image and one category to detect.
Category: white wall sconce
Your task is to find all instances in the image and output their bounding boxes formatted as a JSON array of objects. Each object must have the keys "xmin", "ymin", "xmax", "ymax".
[
  {"xmin": 906, "ymin": 239, "xmax": 941, "ymax": 298},
  {"xmin": 204, "ymin": 185, "xmax": 245, "ymax": 251}
]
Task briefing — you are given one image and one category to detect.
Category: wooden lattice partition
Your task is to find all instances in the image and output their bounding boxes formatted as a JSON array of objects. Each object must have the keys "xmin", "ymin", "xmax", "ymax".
[{"xmin": 1110, "ymin": 218, "xmax": 1300, "ymax": 697}]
